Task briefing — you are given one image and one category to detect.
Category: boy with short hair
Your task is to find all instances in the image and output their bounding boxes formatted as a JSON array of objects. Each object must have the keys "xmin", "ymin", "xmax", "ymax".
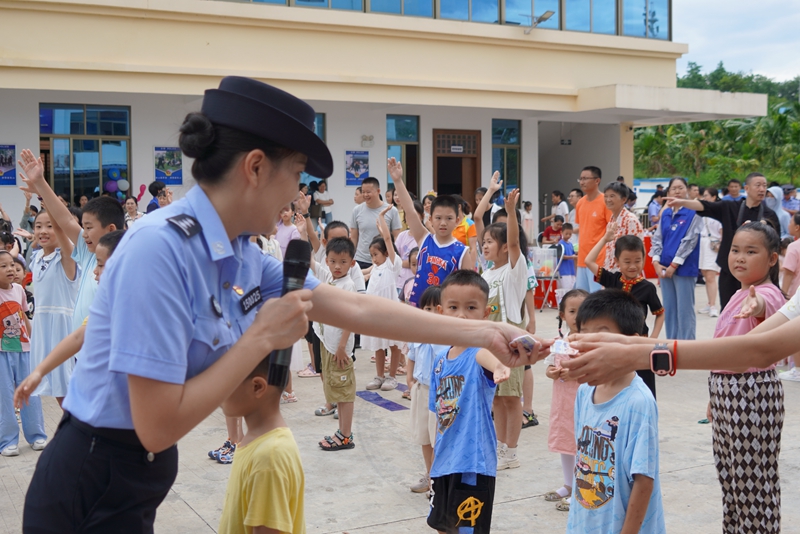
[
  {"xmin": 558, "ymin": 223, "xmax": 577, "ymax": 291},
  {"xmin": 585, "ymin": 226, "xmax": 663, "ymax": 398},
  {"xmin": 568, "ymin": 289, "xmax": 665, "ymax": 534},
  {"xmin": 217, "ymin": 356, "xmax": 305, "ymax": 534},
  {"xmin": 427, "ymin": 270, "xmax": 512, "ymax": 534},
  {"xmin": 311, "ymin": 237, "xmax": 358, "ymax": 451},
  {"xmin": 18, "ymin": 152, "xmax": 124, "ymax": 331},
  {"xmin": 542, "ymin": 215, "xmax": 564, "ymax": 244},
  {"xmin": 388, "ymin": 158, "xmax": 470, "ymax": 307}
]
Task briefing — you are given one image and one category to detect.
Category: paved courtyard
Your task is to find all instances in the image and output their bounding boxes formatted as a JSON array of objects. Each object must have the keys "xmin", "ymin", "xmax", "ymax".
[{"xmin": 1, "ymin": 286, "xmax": 798, "ymax": 533}]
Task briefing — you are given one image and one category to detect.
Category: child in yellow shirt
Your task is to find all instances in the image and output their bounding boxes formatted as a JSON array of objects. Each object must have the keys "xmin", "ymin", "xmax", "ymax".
[{"xmin": 217, "ymin": 356, "xmax": 305, "ymax": 534}]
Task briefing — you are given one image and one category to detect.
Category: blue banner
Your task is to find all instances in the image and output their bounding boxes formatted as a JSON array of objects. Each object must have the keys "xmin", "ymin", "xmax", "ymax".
[
  {"xmin": 154, "ymin": 147, "xmax": 183, "ymax": 185},
  {"xmin": 0, "ymin": 145, "xmax": 16, "ymax": 186},
  {"xmin": 345, "ymin": 150, "xmax": 369, "ymax": 187}
]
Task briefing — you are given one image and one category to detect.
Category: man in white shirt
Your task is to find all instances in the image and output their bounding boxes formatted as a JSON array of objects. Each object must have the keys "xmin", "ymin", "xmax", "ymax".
[{"xmin": 350, "ymin": 177, "xmax": 402, "ymax": 269}]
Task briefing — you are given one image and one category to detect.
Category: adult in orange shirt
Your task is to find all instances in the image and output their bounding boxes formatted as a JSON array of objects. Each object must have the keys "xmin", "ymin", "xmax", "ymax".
[{"xmin": 575, "ymin": 166, "xmax": 611, "ymax": 292}]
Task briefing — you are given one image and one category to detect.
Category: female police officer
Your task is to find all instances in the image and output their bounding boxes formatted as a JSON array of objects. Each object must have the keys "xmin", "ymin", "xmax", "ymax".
[{"xmin": 20, "ymin": 77, "xmax": 540, "ymax": 533}]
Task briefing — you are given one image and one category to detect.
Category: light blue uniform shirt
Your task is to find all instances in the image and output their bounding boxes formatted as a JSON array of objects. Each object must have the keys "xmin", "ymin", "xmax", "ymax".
[
  {"xmin": 71, "ymin": 230, "xmax": 98, "ymax": 332},
  {"xmin": 63, "ymin": 186, "xmax": 320, "ymax": 429},
  {"xmin": 567, "ymin": 375, "xmax": 665, "ymax": 534}
]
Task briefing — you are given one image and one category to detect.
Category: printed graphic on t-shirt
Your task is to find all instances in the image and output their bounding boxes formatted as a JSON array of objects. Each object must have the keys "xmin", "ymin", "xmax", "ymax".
[
  {"xmin": 0, "ymin": 301, "xmax": 28, "ymax": 352},
  {"xmin": 435, "ymin": 372, "xmax": 465, "ymax": 434},
  {"xmin": 575, "ymin": 416, "xmax": 619, "ymax": 510}
]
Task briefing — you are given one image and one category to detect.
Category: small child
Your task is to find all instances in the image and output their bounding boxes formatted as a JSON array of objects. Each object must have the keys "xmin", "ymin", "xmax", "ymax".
[
  {"xmin": 522, "ymin": 201, "xmax": 536, "ymax": 245},
  {"xmin": 708, "ymin": 222, "xmax": 786, "ymax": 532},
  {"xmin": 14, "ymin": 231, "xmax": 126, "ymax": 409},
  {"xmin": 585, "ymin": 225, "xmax": 664, "ymax": 399},
  {"xmin": 312, "ymin": 237, "xmax": 358, "ymax": 451},
  {"xmin": 27, "ymin": 209, "xmax": 79, "ymax": 406},
  {"xmin": 11, "ymin": 257, "xmax": 34, "ymax": 319},
  {"xmin": 542, "ymin": 215, "xmax": 564, "ymax": 245},
  {"xmin": 558, "ymin": 223, "xmax": 577, "ymax": 291},
  {"xmin": 363, "ymin": 206, "xmax": 405, "ymax": 392},
  {"xmin": 0, "ymin": 250, "xmax": 46, "ymax": 456},
  {"xmin": 275, "ymin": 204, "xmax": 301, "ymax": 257},
  {"xmin": 478, "ymin": 187, "xmax": 528, "ymax": 470},
  {"xmin": 543, "ymin": 289, "xmax": 588, "ymax": 512},
  {"xmin": 395, "ymin": 201, "xmax": 424, "ymax": 295},
  {"xmin": 217, "ymin": 356, "xmax": 305, "ymax": 534},
  {"xmin": 428, "ymin": 270, "xmax": 511, "ymax": 534},
  {"xmin": 406, "ymin": 286, "xmax": 447, "ymax": 494},
  {"xmin": 389, "ymin": 158, "xmax": 470, "ymax": 307},
  {"xmin": 401, "ymin": 247, "xmax": 419, "ymax": 304},
  {"xmin": 780, "ymin": 212, "xmax": 800, "ymax": 299},
  {"xmin": 568, "ymin": 289, "xmax": 665, "ymax": 534}
]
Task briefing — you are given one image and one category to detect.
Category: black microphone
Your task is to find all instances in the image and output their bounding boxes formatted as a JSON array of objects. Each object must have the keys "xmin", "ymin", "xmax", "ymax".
[{"xmin": 267, "ymin": 239, "xmax": 312, "ymax": 387}]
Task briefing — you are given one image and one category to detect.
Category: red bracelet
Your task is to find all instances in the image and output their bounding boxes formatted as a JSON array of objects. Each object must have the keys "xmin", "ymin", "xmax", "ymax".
[{"xmin": 670, "ymin": 340, "xmax": 678, "ymax": 376}]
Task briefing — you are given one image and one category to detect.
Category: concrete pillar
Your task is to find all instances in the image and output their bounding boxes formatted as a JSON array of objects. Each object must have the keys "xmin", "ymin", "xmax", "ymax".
[{"xmin": 619, "ymin": 122, "xmax": 634, "ymax": 185}]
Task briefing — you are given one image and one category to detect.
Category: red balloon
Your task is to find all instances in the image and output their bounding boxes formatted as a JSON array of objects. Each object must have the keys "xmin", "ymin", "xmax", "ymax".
[{"xmin": 136, "ymin": 184, "xmax": 146, "ymax": 202}]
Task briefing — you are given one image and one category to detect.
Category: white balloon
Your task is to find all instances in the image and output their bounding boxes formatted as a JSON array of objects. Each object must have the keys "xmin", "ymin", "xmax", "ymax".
[{"xmin": 117, "ymin": 179, "xmax": 130, "ymax": 192}]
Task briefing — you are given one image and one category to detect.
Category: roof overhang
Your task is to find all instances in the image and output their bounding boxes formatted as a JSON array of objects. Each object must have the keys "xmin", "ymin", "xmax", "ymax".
[{"xmin": 537, "ymin": 85, "xmax": 768, "ymax": 126}]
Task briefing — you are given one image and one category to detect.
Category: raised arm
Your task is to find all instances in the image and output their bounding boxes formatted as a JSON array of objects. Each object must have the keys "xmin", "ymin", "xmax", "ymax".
[
  {"xmin": 377, "ymin": 205, "xmax": 396, "ymax": 263},
  {"xmin": 18, "ymin": 149, "xmax": 82, "ymax": 244},
  {"xmin": 46, "ymin": 199, "xmax": 76, "ymax": 281},
  {"xmin": 388, "ymin": 158, "xmax": 427, "ymax": 244},
  {"xmin": 475, "ymin": 172, "xmax": 502, "ymax": 245},
  {"xmin": 585, "ymin": 222, "xmax": 616, "ymax": 278},
  {"xmin": 666, "ymin": 197, "xmax": 704, "ymax": 212},
  {"xmin": 505, "ymin": 188, "xmax": 521, "ymax": 268}
]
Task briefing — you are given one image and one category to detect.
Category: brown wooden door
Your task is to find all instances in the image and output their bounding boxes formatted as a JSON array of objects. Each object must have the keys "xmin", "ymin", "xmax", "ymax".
[{"xmin": 433, "ymin": 129, "xmax": 480, "ymax": 205}]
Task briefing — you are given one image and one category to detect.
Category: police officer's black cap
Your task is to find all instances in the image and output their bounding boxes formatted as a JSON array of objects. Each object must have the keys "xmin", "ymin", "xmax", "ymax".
[
  {"xmin": 202, "ymin": 77, "xmax": 333, "ymax": 178},
  {"xmin": 781, "ymin": 183, "xmax": 796, "ymax": 193}
]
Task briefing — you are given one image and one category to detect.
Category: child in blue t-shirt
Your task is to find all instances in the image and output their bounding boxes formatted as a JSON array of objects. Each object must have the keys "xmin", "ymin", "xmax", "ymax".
[
  {"xmin": 428, "ymin": 270, "xmax": 511, "ymax": 534},
  {"xmin": 558, "ymin": 223, "xmax": 577, "ymax": 291},
  {"xmin": 567, "ymin": 289, "xmax": 665, "ymax": 534}
]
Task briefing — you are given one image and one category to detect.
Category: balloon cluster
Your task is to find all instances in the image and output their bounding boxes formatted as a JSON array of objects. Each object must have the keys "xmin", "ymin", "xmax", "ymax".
[{"xmin": 104, "ymin": 168, "xmax": 131, "ymax": 201}]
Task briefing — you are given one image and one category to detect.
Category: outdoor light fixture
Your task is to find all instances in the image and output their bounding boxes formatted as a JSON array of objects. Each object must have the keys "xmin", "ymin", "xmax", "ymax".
[{"xmin": 522, "ymin": 10, "xmax": 555, "ymax": 34}]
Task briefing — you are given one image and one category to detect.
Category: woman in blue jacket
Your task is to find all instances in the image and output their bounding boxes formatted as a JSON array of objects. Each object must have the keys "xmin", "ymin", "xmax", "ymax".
[{"xmin": 650, "ymin": 177, "xmax": 703, "ymax": 340}]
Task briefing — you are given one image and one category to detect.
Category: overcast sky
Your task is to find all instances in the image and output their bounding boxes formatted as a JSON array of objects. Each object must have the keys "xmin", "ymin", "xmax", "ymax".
[{"xmin": 673, "ymin": 0, "xmax": 800, "ymax": 81}]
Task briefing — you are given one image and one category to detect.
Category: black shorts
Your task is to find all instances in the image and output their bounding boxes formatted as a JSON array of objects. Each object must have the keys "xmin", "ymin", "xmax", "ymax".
[{"xmin": 427, "ymin": 473, "xmax": 495, "ymax": 534}]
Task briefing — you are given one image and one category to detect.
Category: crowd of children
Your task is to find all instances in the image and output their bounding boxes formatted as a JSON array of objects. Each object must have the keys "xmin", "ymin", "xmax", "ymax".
[{"xmin": 2, "ymin": 148, "xmax": 798, "ymax": 534}]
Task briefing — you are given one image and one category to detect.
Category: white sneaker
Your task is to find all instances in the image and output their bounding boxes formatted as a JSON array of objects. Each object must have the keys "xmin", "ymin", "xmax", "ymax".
[
  {"xmin": 380, "ymin": 376, "xmax": 398, "ymax": 391},
  {"xmin": 698, "ymin": 305, "xmax": 711, "ymax": 314},
  {"xmin": 365, "ymin": 376, "xmax": 385, "ymax": 390},
  {"xmin": 31, "ymin": 439, "xmax": 47, "ymax": 451},
  {"xmin": 498, "ymin": 453, "xmax": 520, "ymax": 470},
  {"xmin": 709, "ymin": 306, "xmax": 719, "ymax": 318},
  {"xmin": 779, "ymin": 368, "xmax": 800, "ymax": 382},
  {"xmin": 1, "ymin": 445, "xmax": 19, "ymax": 457}
]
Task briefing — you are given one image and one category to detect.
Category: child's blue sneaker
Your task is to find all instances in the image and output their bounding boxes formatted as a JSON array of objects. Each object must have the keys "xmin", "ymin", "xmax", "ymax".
[
  {"xmin": 217, "ymin": 443, "xmax": 237, "ymax": 464},
  {"xmin": 208, "ymin": 439, "xmax": 232, "ymax": 460}
]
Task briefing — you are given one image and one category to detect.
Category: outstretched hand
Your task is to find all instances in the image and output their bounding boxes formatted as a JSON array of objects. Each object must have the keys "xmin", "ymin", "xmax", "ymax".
[
  {"xmin": 488, "ymin": 171, "xmax": 503, "ymax": 193},
  {"xmin": 603, "ymin": 221, "xmax": 618, "ymax": 242},
  {"xmin": 295, "ymin": 191, "xmax": 311, "ymax": 214},
  {"xmin": 493, "ymin": 364, "xmax": 511, "ymax": 385},
  {"xmin": 487, "ymin": 322, "xmax": 551, "ymax": 367},
  {"xmin": 17, "ymin": 149, "xmax": 46, "ymax": 196},
  {"xmin": 506, "ymin": 188, "xmax": 520, "ymax": 211},
  {"xmin": 665, "ymin": 197, "xmax": 689, "ymax": 209},
  {"xmin": 734, "ymin": 286, "xmax": 760, "ymax": 319},
  {"xmin": 387, "ymin": 157, "xmax": 404, "ymax": 185}
]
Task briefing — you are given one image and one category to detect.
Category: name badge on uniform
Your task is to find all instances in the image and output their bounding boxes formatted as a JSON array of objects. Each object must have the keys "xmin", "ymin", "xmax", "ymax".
[{"xmin": 240, "ymin": 287, "xmax": 262, "ymax": 315}]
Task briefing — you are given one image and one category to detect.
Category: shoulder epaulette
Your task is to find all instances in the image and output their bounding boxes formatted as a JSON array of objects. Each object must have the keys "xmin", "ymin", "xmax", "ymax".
[{"xmin": 166, "ymin": 214, "xmax": 202, "ymax": 238}]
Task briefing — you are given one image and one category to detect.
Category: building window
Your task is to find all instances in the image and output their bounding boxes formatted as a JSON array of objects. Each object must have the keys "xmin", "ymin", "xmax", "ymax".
[
  {"xmin": 293, "ymin": 0, "xmax": 363, "ymax": 10},
  {"xmin": 491, "ymin": 119, "xmax": 521, "ymax": 197},
  {"xmin": 387, "ymin": 115, "xmax": 420, "ymax": 197},
  {"xmin": 564, "ymin": 0, "xmax": 616, "ymax": 34},
  {"xmin": 439, "ymin": 0, "xmax": 500, "ymax": 23},
  {"xmin": 301, "ymin": 113, "xmax": 326, "ymax": 186},
  {"xmin": 370, "ymin": 0, "xmax": 433, "ymax": 16},
  {"xmin": 623, "ymin": 0, "xmax": 669, "ymax": 39},
  {"xmin": 39, "ymin": 104, "xmax": 131, "ymax": 206}
]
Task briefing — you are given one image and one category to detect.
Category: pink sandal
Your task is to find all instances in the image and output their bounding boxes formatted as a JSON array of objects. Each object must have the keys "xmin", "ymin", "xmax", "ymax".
[{"xmin": 297, "ymin": 364, "xmax": 320, "ymax": 378}]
